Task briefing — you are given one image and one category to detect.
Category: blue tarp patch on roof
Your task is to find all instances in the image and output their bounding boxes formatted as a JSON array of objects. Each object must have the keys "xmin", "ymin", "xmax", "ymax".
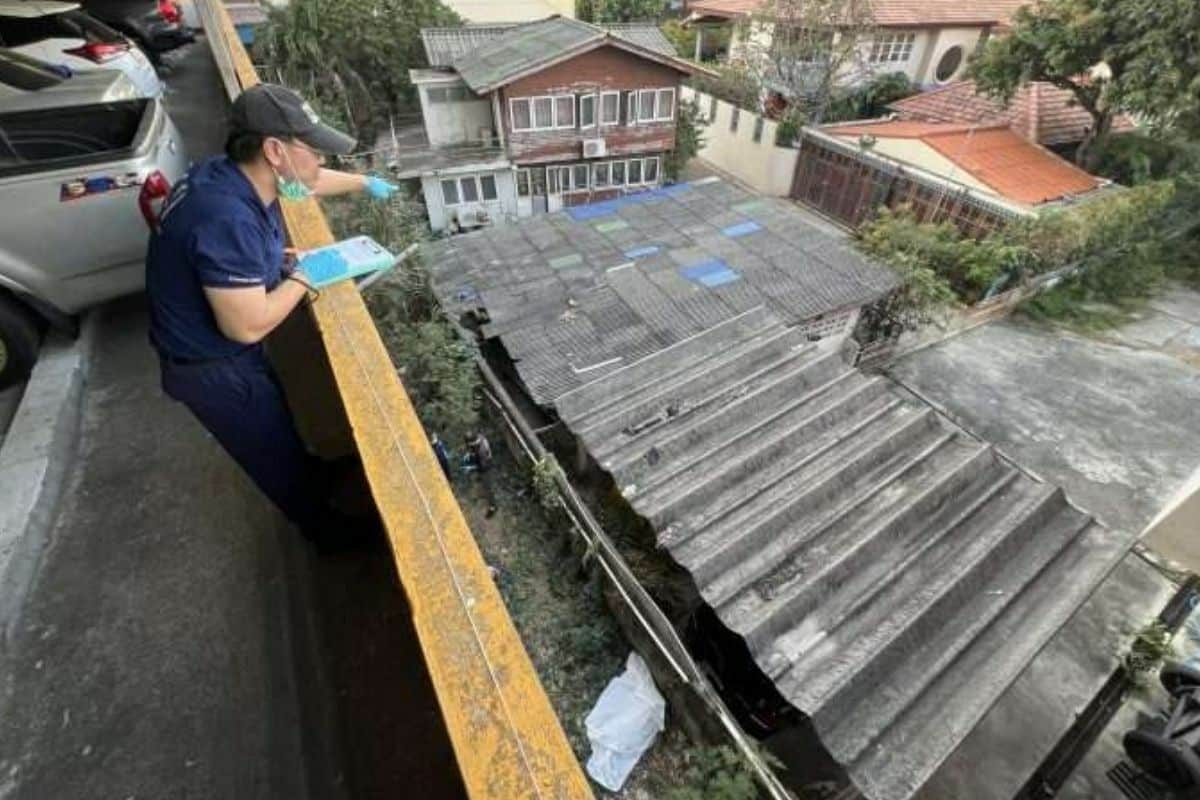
[
  {"xmin": 567, "ymin": 201, "xmax": 619, "ymax": 221},
  {"xmin": 625, "ymin": 245, "xmax": 661, "ymax": 259},
  {"xmin": 566, "ymin": 184, "xmax": 694, "ymax": 221},
  {"xmin": 681, "ymin": 259, "xmax": 740, "ymax": 288},
  {"xmin": 722, "ymin": 221, "xmax": 763, "ymax": 238}
]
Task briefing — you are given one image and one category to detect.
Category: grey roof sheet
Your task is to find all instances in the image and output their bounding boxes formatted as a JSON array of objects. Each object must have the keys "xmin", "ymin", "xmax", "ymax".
[
  {"xmin": 422, "ymin": 23, "xmax": 521, "ymax": 68},
  {"xmin": 595, "ymin": 23, "xmax": 676, "ymax": 56},
  {"xmin": 423, "ymin": 17, "xmax": 685, "ymax": 89},
  {"xmin": 426, "ymin": 178, "xmax": 898, "ymax": 406},
  {"xmin": 553, "ymin": 310, "xmax": 1130, "ymax": 800},
  {"xmin": 453, "ymin": 16, "xmax": 601, "ymax": 92}
]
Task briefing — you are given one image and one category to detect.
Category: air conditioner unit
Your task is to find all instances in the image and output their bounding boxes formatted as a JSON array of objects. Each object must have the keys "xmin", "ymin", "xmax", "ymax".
[
  {"xmin": 582, "ymin": 137, "xmax": 607, "ymax": 158},
  {"xmin": 453, "ymin": 206, "xmax": 491, "ymax": 229}
]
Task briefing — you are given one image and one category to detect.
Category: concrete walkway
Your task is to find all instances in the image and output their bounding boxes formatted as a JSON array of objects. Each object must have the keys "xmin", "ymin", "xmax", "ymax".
[
  {"xmin": 0, "ymin": 297, "xmax": 317, "ymax": 798},
  {"xmin": 0, "ymin": 35, "xmax": 464, "ymax": 800}
]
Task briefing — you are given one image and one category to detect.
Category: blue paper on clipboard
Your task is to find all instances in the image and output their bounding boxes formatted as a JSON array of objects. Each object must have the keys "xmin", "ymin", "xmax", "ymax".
[{"xmin": 298, "ymin": 235, "xmax": 396, "ymax": 288}]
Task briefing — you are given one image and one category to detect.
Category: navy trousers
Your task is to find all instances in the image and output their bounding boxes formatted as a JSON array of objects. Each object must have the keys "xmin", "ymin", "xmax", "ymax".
[{"xmin": 160, "ymin": 346, "xmax": 325, "ymax": 528}]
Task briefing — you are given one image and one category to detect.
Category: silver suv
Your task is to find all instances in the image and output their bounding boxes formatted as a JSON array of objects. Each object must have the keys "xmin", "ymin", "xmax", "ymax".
[{"xmin": 0, "ymin": 49, "xmax": 187, "ymax": 386}]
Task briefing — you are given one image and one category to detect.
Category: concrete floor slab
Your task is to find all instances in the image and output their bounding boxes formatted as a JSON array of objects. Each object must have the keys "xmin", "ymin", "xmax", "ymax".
[
  {"xmin": 0, "ymin": 297, "xmax": 313, "ymax": 799},
  {"xmin": 890, "ymin": 315, "xmax": 1200, "ymax": 538}
]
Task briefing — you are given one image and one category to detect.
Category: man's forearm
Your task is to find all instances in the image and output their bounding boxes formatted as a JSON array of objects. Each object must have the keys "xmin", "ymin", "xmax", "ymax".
[
  {"xmin": 313, "ymin": 168, "xmax": 367, "ymax": 197},
  {"xmin": 263, "ymin": 277, "xmax": 312, "ymax": 333}
]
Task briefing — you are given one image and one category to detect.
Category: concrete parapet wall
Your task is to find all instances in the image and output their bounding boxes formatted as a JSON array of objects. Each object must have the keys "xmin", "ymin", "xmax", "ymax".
[{"xmin": 681, "ymin": 87, "xmax": 799, "ymax": 196}]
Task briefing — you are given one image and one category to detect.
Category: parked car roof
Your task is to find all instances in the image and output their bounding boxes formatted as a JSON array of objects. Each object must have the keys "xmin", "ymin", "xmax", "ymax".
[
  {"xmin": 0, "ymin": 46, "xmax": 64, "ymax": 90},
  {"xmin": 0, "ymin": 2, "xmax": 83, "ymax": 19}
]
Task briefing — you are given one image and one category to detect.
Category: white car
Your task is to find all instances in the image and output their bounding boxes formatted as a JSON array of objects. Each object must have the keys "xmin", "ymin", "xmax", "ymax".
[
  {"xmin": 0, "ymin": 1, "xmax": 162, "ymax": 99},
  {"xmin": 0, "ymin": 49, "xmax": 187, "ymax": 387}
]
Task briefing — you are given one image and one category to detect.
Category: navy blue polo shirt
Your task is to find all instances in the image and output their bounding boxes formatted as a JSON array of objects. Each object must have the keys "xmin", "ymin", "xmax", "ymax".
[{"xmin": 146, "ymin": 155, "xmax": 285, "ymax": 360}]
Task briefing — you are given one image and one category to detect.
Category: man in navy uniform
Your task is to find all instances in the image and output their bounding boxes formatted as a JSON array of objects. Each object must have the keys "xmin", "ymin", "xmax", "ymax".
[{"xmin": 145, "ymin": 84, "xmax": 396, "ymax": 547}]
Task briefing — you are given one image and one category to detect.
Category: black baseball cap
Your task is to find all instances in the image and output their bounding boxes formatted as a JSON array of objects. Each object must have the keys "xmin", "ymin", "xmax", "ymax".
[{"xmin": 230, "ymin": 83, "xmax": 356, "ymax": 155}]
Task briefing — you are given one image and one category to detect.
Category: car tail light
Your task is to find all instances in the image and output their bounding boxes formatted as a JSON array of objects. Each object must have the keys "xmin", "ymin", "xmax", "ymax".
[
  {"xmin": 63, "ymin": 42, "xmax": 131, "ymax": 63},
  {"xmin": 139, "ymin": 170, "xmax": 171, "ymax": 233},
  {"xmin": 157, "ymin": 0, "xmax": 182, "ymax": 24}
]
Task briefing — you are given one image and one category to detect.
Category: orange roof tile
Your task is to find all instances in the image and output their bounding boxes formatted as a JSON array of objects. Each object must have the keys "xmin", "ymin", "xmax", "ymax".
[
  {"xmin": 889, "ymin": 80, "xmax": 1136, "ymax": 146},
  {"xmin": 687, "ymin": 0, "xmax": 1026, "ymax": 27},
  {"xmin": 872, "ymin": 0, "xmax": 1027, "ymax": 27},
  {"xmin": 825, "ymin": 120, "xmax": 1103, "ymax": 205}
]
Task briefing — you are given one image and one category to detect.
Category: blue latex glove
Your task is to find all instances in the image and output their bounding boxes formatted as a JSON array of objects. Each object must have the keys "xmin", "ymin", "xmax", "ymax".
[
  {"xmin": 296, "ymin": 248, "xmax": 351, "ymax": 288},
  {"xmin": 364, "ymin": 175, "xmax": 398, "ymax": 201}
]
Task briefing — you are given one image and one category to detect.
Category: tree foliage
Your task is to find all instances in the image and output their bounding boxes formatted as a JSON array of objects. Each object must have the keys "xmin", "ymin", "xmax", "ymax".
[
  {"xmin": 823, "ymin": 71, "xmax": 914, "ymax": 122},
  {"xmin": 664, "ymin": 98, "xmax": 707, "ymax": 180},
  {"xmin": 577, "ymin": 0, "xmax": 664, "ymax": 22},
  {"xmin": 689, "ymin": 62, "xmax": 762, "ymax": 110},
  {"xmin": 661, "ymin": 18, "xmax": 730, "ymax": 60},
  {"xmin": 971, "ymin": 0, "xmax": 1118, "ymax": 168},
  {"xmin": 972, "ymin": 0, "xmax": 1200, "ymax": 169},
  {"xmin": 665, "ymin": 745, "xmax": 759, "ymax": 800},
  {"xmin": 857, "ymin": 183, "xmax": 1180, "ymax": 333},
  {"xmin": 742, "ymin": 0, "xmax": 876, "ymax": 123},
  {"xmin": 256, "ymin": 0, "xmax": 460, "ymax": 146},
  {"xmin": 328, "ymin": 193, "xmax": 482, "ymax": 442}
]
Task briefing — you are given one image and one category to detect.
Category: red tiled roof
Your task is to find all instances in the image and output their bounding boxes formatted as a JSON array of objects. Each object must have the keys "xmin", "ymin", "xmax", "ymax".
[
  {"xmin": 825, "ymin": 120, "xmax": 1103, "ymax": 205},
  {"xmin": 687, "ymin": 0, "xmax": 1026, "ymax": 27},
  {"xmin": 889, "ymin": 80, "xmax": 1136, "ymax": 146},
  {"xmin": 687, "ymin": 0, "xmax": 761, "ymax": 19},
  {"xmin": 872, "ymin": 0, "xmax": 1027, "ymax": 27}
]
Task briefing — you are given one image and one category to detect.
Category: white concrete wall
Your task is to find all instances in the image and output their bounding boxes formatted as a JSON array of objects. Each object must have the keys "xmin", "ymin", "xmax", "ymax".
[
  {"xmin": 729, "ymin": 22, "xmax": 983, "ymax": 90},
  {"xmin": 913, "ymin": 27, "xmax": 983, "ymax": 85},
  {"xmin": 683, "ymin": 88, "xmax": 799, "ymax": 196},
  {"xmin": 417, "ymin": 82, "xmax": 496, "ymax": 148},
  {"xmin": 849, "ymin": 29, "xmax": 936, "ymax": 86},
  {"xmin": 422, "ymin": 168, "xmax": 518, "ymax": 233},
  {"xmin": 852, "ymin": 137, "xmax": 997, "ymax": 194},
  {"xmin": 443, "ymin": 0, "xmax": 573, "ymax": 22}
]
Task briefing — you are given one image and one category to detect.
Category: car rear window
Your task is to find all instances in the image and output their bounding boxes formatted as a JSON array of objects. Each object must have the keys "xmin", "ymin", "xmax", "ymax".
[
  {"xmin": 0, "ymin": 10, "xmax": 124, "ymax": 48},
  {"xmin": 0, "ymin": 100, "xmax": 146, "ymax": 171}
]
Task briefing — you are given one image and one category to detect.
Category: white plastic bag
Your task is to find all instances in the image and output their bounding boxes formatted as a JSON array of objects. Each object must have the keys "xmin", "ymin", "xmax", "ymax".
[{"xmin": 584, "ymin": 651, "xmax": 666, "ymax": 791}]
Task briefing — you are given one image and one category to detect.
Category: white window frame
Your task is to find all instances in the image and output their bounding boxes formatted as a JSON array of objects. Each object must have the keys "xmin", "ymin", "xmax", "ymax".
[
  {"xmin": 579, "ymin": 93, "xmax": 597, "ymax": 129},
  {"xmin": 870, "ymin": 32, "xmax": 915, "ymax": 64},
  {"xmin": 510, "ymin": 94, "xmax": 578, "ymax": 132},
  {"xmin": 627, "ymin": 157, "xmax": 643, "ymax": 185},
  {"xmin": 600, "ymin": 90, "xmax": 621, "ymax": 126},
  {"xmin": 655, "ymin": 87, "xmax": 675, "ymax": 121},
  {"xmin": 642, "ymin": 156, "xmax": 660, "ymax": 185},
  {"xmin": 510, "ymin": 97, "xmax": 534, "ymax": 132},
  {"xmin": 571, "ymin": 163, "xmax": 590, "ymax": 191},
  {"xmin": 593, "ymin": 161, "xmax": 611, "ymax": 187},
  {"xmin": 632, "ymin": 88, "xmax": 676, "ymax": 124},
  {"xmin": 442, "ymin": 174, "xmax": 500, "ymax": 206},
  {"xmin": 480, "ymin": 173, "xmax": 498, "ymax": 201},
  {"xmin": 637, "ymin": 89, "xmax": 656, "ymax": 124},
  {"xmin": 554, "ymin": 95, "xmax": 576, "ymax": 129}
]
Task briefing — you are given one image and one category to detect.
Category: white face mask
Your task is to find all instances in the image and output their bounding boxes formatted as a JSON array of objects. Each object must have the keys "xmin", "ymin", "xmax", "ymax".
[{"xmin": 270, "ymin": 141, "xmax": 313, "ymax": 202}]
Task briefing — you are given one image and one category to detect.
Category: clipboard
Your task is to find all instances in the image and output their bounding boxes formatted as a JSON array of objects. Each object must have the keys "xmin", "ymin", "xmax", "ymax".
[{"xmin": 297, "ymin": 235, "xmax": 396, "ymax": 288}]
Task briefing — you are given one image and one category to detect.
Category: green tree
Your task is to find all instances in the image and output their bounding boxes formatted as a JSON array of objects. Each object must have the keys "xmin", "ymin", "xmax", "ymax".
[
  {"xmin": 971, "ymin": 0, "xmax": 1123, "ymax": 169},
  {"xmin": 742, "ymin": 0, "xmax": 877, "ymax": 123},
  {"xmin": 1100, "ymin": 0, "xmax": 1200, "ymax": 137},
  {"xmin": 577, "ymin": 0, "xmax": 664, "ymax": 22},
  {"xmin": 823, "ymin": 71, "xmax": 915, "ymax": 122},
  {"xmin": 663, "ymin": 98, "xmax": 708, "ymax": 180},
  {"xmin": 257, "ymin": 0, "xmax": 460, "ymax": 145}
]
